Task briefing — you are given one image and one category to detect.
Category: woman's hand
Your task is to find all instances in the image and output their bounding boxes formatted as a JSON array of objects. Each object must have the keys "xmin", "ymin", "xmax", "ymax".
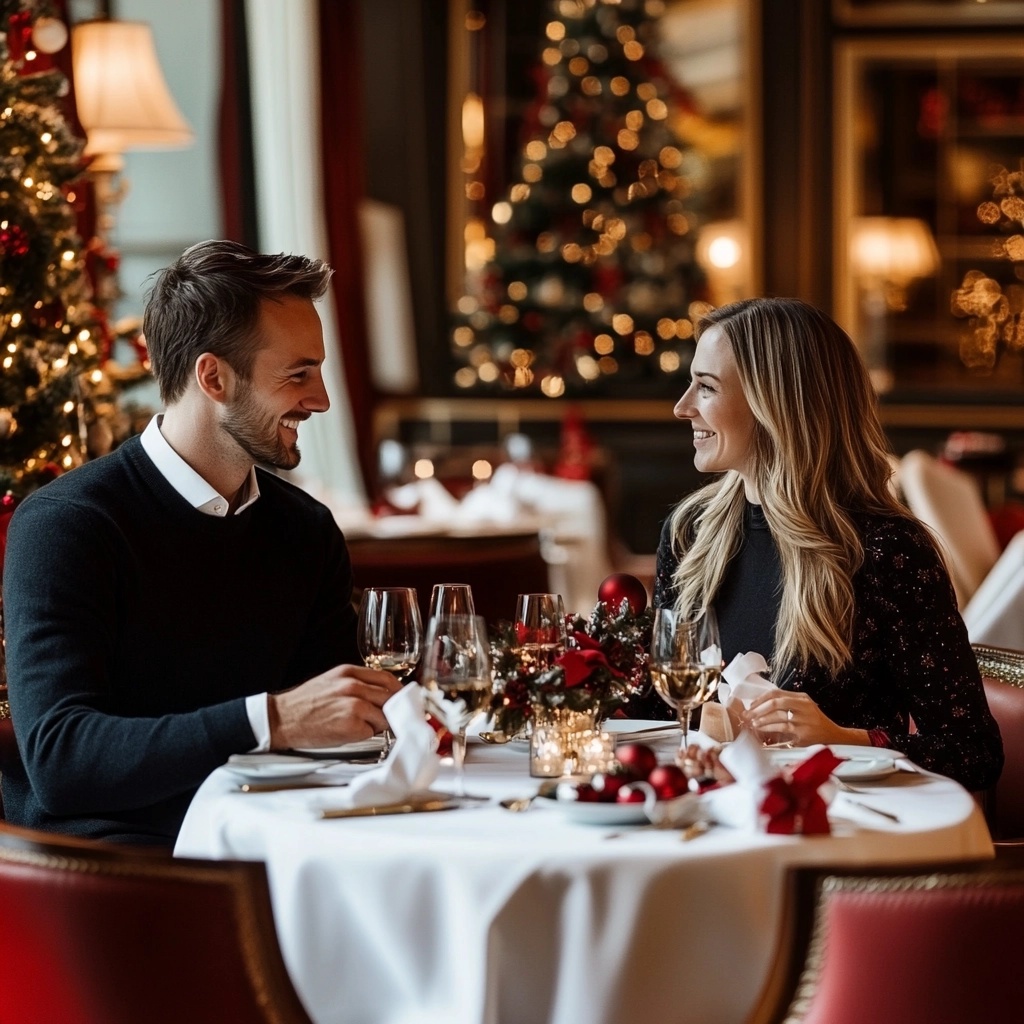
[
  {"xmin": 743, "ymin": 690, "xmax": 871, "ymax": 747},
  {"xmin": 678, "ymin": 744, "xmax": 734, "ymax": 785}
]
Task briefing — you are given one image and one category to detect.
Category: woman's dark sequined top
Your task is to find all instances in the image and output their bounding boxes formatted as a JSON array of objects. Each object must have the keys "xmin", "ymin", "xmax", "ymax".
[{"xmin": 650, "ymin": 507, "xmax": 1003, "ymax": 792}]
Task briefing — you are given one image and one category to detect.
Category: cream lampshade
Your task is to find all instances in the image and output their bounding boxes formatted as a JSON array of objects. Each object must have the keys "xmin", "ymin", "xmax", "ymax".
[
  {"xmin": 850, "ymin": 217, "xmax": 940, "ymax": 294},
  {"xmin": 71, "ymin": 19, "xmax": 193, "ymax": 174}
]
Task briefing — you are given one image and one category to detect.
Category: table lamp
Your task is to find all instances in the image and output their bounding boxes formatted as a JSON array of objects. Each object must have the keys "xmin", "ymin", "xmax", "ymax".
[
  {"xmin": 71, "ymin": 18, "xmax": 193, "ymax": 249},
  {"xmin": 850, "ymin": 216, "xmax": 939, "ymax": 392}
]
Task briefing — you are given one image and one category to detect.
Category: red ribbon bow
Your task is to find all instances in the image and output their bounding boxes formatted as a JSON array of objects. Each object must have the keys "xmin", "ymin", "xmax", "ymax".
[
  {"xmin": 759, "ymin": 747, "xmax": 842, "ymax": 835},
  {"xmin": 556, "ymin": 648, "xmax": 623, "ymax": 688}
]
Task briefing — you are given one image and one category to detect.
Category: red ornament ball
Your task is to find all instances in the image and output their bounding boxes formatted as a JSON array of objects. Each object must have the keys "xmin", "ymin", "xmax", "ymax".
[
  {"xmin": 614, "ymin": 742, "xmax": 658, "ymax": 781},
  {"xmin": 647, "ymin": 764, "xmax": 689, "ymax": 800},
  {"xmin": 0, "ymin": 222, "xmax": 30, "ymax": 259},
  {"xmin": 598, "ymin": 573, "xmax": 648, "ymax": 615}
]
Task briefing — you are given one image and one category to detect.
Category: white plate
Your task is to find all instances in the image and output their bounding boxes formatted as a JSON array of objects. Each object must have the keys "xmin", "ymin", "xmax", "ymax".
[
  {"xmin": 223, "ymin": 754, "xmax": 323, "ymax": 782},
  {"xmin": 766, "ymin": 744, "xmax": 906, "ymax": 782},
  {"xmin": 540, "ymin": 794, "xmax": 652, "ymax": 825},
  {"xmin": 293, "ymin": 736, "xmax": 385, "ymax": 758}
]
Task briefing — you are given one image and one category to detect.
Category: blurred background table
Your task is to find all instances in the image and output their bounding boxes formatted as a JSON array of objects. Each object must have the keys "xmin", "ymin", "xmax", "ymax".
[{"xmin": 345, "ymin": 528, "xmax": 550, "ymax": 627}]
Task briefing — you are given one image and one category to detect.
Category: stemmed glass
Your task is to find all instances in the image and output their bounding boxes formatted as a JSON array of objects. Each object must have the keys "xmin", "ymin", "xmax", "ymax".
[
  {"xmin": 513, "ymin": 593, "xmax": 567, "ymax": 672},
  {"xmin": 421, "ymin": 614, "xmax": 492, "ymax": 797},
  {"xmin": 357, "ymin": 588, "xmax": 423, "ymax": 759},
  {"xmin": 429, "ymin": 583, "xmax": 476, "ymax": 620},
  {"xmin": 649, "ymin": 607, "xmax": 722, "ymax": 752}
]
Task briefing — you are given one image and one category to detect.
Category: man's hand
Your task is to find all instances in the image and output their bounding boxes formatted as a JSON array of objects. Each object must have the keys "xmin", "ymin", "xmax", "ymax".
[{"xmin": 267, "ymin": 665, "xmax": 402, "ymax": 751}]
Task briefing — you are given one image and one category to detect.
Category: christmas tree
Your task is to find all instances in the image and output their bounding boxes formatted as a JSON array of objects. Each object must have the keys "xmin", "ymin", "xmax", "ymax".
[
  {"xmin": 0, "ymin": 0, "xmax": 131, "ymax": 502},
  {"xmin": 450, "ymin": 0, "xmax": 711, "ymax": 398}
]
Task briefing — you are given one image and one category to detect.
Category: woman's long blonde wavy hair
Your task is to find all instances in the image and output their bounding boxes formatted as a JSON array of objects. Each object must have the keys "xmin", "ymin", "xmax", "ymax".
[{"xmin": 668, "ymin": 297, "xmax": 908, "ymax": 675}]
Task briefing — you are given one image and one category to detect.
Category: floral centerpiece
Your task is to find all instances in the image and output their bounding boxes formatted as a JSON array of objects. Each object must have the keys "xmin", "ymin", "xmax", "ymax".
[{"xmin": 489, "ymin": 575, "xmax": 654, "ymax": 739}]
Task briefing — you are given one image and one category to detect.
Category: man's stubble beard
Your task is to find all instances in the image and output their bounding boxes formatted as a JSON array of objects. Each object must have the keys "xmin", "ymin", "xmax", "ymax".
[{"xmin": 222, "ymin": 379, "xmax": 302, "ymax": 470}]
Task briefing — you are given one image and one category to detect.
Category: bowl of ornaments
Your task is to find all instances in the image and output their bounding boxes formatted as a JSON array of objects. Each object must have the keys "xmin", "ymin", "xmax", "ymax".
[{"xmin": 539, "ymin": 742, "xmax": 696, "ymax": 825}]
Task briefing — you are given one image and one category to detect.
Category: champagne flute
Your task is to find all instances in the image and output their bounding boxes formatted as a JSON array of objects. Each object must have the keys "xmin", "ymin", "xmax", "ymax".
[
  {"xmin": 513, "ymin": 593, "xmax": 567, "ymax": 672},
  {"xmin": 428, "ymin": 583, "xmax": 476, "ymax": 620},
  {"xmin": 649, "ymin": 607, "xmax": 722, "ymax": 752},
  {"xmin": 421, "ymin": 614, "xmax": 492, "ymax": 797},
  {"xmin": 357, "ymin": 588, "xmax": 423, "ymax": 759}
]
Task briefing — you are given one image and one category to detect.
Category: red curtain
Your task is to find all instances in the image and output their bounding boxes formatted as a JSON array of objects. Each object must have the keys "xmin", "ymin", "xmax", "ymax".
[
  {"xmin": 218, "ymin": 0, "xmax": 257, "ymax": 246},
  {"xmin": 318, "ymin": 0, "xmax": 377, "ymax": 494}
]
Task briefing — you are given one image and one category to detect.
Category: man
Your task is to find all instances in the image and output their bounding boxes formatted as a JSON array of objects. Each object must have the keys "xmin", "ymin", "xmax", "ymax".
[{"xmin": 1, "ymin": 240, "xmax": 399, "ymax": 845}]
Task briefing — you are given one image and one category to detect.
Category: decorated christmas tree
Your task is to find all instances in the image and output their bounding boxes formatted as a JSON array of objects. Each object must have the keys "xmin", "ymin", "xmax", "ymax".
[
  {"xmin": 0, "ymin": 0, "xmax": 138, "ymax": 504},
  {"xmin": 450, "ymin": 0, "xmax": 711, "ymax": 397}
]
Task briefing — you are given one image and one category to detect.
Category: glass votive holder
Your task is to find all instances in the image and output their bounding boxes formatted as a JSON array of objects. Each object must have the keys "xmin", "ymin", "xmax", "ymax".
[
  {"xmin": 578, "ymin": 730, "xmax": 617, "ymax": 775},
  {"xmin": 528, "ymin": 707, "xmax": 608, "ymax": 778}
]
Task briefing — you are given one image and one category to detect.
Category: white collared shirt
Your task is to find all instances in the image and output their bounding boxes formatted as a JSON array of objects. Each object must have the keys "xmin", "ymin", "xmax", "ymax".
[{"xmin": 139, "ymin": 415, "xmax": 271, "ymax": 750}]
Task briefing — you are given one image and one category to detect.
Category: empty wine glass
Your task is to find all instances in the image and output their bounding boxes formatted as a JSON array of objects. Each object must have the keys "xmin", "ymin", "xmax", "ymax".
[
  {"xmin": 513, "ymin": 593, "xmax": 567, "ymax": 673},
  {"xmin": 421, "ymin": 614, "xmax": 492, "ymax": 797},
  {"xmin": 428, "ymin": 583, "xmax": 476, "ymax": 621},
  {"xmin": 357, "ymin": 588, "xmax": 423, "ymax": 759},
  {"xmin": 649, "ymin": 607, "xmax": 722, "ymax": 752}
]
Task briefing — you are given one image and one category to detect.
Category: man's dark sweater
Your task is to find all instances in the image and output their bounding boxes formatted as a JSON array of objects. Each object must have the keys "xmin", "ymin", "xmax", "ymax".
[{"xmin": 1, "ymin": 436, "xmax": 359, "ymax": 844}]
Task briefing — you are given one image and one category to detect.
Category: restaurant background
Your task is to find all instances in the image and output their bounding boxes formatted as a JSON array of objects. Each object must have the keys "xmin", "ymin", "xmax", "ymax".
[{"xmin": 84, "ymin": 0, "xmax": 1024, "ymax": 554}]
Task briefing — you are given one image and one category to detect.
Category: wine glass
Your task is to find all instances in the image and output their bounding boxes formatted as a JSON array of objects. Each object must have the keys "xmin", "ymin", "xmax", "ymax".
[
  {"xmin": 513, "ymin": 593, "xmax": 567, "ymax": 672},
  {"xmin": 420, "ymin": 614, "xmax": 492, "ymax": 797},
  {"xmin": 357, "ymin": 588, "xmax": 423, "ymax": 759},
  {"xmin": 649, "ymin": 607, "xmax": 722, "ymax": 752},
  {"xmin": 428, "ymin": 583, "xmax": 476, "ymax": 620}
]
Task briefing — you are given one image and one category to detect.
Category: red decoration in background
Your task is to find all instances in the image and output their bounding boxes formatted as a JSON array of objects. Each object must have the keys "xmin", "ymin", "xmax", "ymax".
[
  {"xmin": 553, "ymin": 408, "xmax": 595, "ymax": 480},
  {"xmin": 598, "ymin": 573, "xmax": 649, "ymax": 616},
  {"xmin": 0, "ymin": 494, "xmax": 19, "ymax": 573},
  {"xmin": 5, "ymin": 10, "xmax": 33, "ymax": 64},
  {"xmin": 0, "ymin": 222, "xmax": 30, "ymax": 259}
]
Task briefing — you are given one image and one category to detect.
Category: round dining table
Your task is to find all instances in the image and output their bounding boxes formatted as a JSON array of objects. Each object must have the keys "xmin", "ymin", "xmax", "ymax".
[{"xmin": 175, "ymin": 727, "xmax": 993, "ymax": 1024}]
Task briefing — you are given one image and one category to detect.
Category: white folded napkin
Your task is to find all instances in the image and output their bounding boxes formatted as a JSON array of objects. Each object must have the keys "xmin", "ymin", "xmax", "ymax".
[
  {"xmin": 309, "ymin": 684, "xmax": 440, "ymax": 811},
  {"xmin": 717, "ymin": 651, "xmax": 773, "ymax": 708},
  {"xmin": 699, "ymin": 731, "xmax": 776, "ymax": 830}
]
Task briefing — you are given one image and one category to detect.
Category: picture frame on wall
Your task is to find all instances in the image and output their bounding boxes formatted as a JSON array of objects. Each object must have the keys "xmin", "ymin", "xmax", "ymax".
[{"xmin": 833, "ymin": 0, "xmax": 1024, "ymax": 26}]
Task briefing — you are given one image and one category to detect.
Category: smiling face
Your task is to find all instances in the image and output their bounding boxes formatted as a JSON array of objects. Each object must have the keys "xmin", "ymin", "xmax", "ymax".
[
  {"xmin": 221, "ymin": 294, "xmax": 330, "ymax": 470},
  {"xmin": 674, "ymin": 324, "xmax": 759, "ymax": 499}
]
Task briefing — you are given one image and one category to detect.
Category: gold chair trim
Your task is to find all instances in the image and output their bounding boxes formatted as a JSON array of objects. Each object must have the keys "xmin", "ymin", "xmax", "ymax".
[{"xmin": 973, "ymin": 644, "xmax": 1024, "ymax": 688}]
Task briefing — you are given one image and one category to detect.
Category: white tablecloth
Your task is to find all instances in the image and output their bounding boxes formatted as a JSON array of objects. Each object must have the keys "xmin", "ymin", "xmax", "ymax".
[{"xmin": 176, "ymin": 730, "xmax": 992, "ymax": 1024}]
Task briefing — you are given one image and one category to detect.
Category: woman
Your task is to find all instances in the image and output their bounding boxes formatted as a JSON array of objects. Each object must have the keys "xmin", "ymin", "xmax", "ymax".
[{"xmin": 653, "ymin": 297, "xmax": 1002, "ymax": 791}]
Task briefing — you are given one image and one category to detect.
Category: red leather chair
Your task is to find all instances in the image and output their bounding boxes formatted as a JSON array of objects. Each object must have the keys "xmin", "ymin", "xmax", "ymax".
[
  {"xmin": 748, "ymin": 851, "xmax": 1024, "ymax": 1024},
  {"xmin": 0, "ymin": 821, "xmax": 314, "ymax": 1024},
  {"xmin": 974, "ymin": 643, "xmax": 1024, "ymax": 842}
]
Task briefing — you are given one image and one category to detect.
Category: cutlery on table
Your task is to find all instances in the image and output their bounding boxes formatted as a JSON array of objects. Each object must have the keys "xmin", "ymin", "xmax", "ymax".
[
  {"xmin": 239, "ymin": 780, "xmax": 351, "ymax": 794},
  {"xmin": 836, "ymin": 794, "xmax": 900, "ymax": 823},
  {"xmin": 499, "ymin": 795, "xmax": 537, "ymax": 812},
  {"xmin": 320, "ymin": 798, "xmax": 460, "ymax": 819}
]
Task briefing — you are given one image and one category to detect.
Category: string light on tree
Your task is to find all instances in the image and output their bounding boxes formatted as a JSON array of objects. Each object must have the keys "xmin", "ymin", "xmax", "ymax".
[
  {"xmin": 450, "ymin": 0, "xmax": 711, "ymax": 396},
  {"xmin": 0, "ymin": 0, "xmax": 122, "ymax": 501}
]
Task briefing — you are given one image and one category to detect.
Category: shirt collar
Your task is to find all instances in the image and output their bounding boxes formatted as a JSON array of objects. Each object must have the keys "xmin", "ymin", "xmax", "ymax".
[{"xmin": 139, "ymin": 414, "xmax": 260, "ymax": 517}]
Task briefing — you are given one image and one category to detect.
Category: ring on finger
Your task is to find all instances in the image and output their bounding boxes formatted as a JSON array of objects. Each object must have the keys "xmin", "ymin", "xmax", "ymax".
[{"xmin": 786, "ymin": 708, "xmax": 794, "ymax": 722}]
